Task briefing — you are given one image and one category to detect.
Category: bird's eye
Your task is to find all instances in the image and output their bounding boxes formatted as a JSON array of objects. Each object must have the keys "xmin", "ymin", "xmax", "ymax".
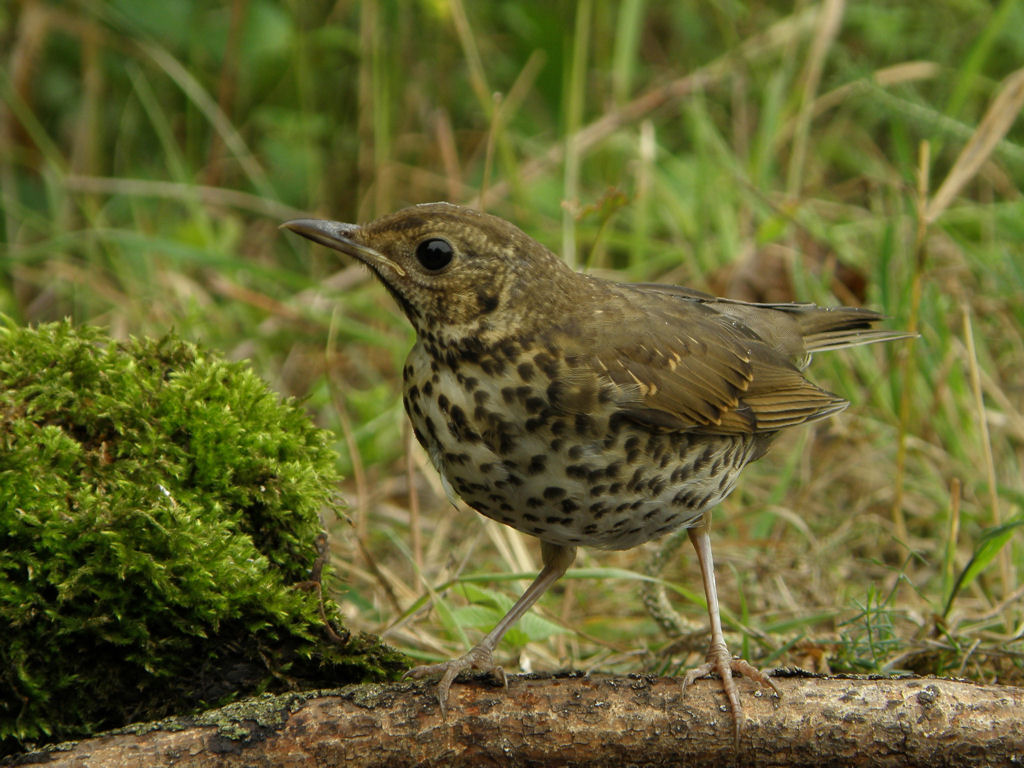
[{"xmin": 415, "ymin": 238, "xmax": 454, "ymax": 272}]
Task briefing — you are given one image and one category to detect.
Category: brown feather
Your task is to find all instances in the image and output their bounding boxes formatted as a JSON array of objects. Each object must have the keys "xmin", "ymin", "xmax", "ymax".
[{"xmin": 538, "ymin": 281, "xmax": 860, "ymax": 436}]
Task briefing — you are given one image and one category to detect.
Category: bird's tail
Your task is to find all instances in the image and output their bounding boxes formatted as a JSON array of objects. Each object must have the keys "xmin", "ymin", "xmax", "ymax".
[{"xmin": 781, "ymin": 305, "xmax": 915, "ymax": 353}]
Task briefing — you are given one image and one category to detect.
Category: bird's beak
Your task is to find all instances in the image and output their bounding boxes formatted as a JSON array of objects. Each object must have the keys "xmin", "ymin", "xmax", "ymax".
[{"xmin": 280, "ymin": 218, "xmax": 406, "ymax": 277}]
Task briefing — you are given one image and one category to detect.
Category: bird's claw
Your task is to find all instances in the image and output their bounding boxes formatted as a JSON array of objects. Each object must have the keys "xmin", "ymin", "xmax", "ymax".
[
  {"xmin": 405, "ymin": 645, "xmax": 507, "ymax": 716},
  {"xmin": 683, "ymin": 641, "xmax": 779, "ymax": 742}
]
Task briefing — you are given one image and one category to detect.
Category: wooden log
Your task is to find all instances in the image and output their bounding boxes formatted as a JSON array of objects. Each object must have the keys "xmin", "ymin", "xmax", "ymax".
[{"xmin": 11, "ymin": 671, "xmax": 1024, "ymax": 767}]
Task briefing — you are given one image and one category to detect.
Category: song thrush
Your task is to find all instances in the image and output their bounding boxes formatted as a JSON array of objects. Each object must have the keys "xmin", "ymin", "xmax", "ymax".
[{"xmin": 283, "ymin": 202, "xmax": 907, "ymax": 737}]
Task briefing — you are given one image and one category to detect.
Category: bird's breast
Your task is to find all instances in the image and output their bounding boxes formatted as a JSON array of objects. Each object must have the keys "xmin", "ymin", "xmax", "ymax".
[{"xmin": 400, "ymin": 341, "xmax": 758, "ymax": 550}]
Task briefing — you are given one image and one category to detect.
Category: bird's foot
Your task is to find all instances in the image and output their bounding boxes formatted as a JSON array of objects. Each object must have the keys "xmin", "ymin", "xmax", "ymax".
[
  {"xmin": 682, "ymin": 641, "xmax": 780, "ymax": 741},
  {"xmin": 405, "ymin": 645, "xmax": 507, "ymax": 717}
]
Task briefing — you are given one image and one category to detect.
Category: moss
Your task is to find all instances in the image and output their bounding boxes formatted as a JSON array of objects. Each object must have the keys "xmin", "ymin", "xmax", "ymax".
[{"xmin": 0, "ymin": 318, "xmax": 408, "ymax": 756}]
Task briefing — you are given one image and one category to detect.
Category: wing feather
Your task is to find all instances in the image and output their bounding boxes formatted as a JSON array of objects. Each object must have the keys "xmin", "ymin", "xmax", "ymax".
[{"xmin": 546, "ymin": 283, "xmax": 851, "ymax": 435}]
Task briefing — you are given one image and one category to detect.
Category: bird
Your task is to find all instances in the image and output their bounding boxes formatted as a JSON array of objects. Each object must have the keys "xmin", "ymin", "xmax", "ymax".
[{"xmin": 282, "ymin": 202, "xmax": 908, "ymax": 738}]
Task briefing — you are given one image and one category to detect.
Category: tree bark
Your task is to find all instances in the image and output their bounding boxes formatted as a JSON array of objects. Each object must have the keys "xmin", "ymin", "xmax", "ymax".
[{"xmin": 11, "ymin": 671, "xmax": 1024, "ymax": 767}]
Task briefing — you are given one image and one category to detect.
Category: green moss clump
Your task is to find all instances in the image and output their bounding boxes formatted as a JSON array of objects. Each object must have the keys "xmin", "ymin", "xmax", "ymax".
[{"xmin": 0, "ymin": 319, "xmax": 407, "ymax": 756}]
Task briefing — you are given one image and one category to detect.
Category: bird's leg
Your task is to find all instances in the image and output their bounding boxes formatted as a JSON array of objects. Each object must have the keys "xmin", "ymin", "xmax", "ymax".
[
  {"xmin": 682, "ymin": 523, "xmax": 779, "ymax": 740},
  {"xmin": 406, "ymin": 541, "xmax": 577, "ymax": 715}
]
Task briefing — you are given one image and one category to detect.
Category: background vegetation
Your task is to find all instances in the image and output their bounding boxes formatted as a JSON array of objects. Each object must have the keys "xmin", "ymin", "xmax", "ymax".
[{"xmin": 3, "ymin": 0, "xmax": 1023, "ymax": 697}]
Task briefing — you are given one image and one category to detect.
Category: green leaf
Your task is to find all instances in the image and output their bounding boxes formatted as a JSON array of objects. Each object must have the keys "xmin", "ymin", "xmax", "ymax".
[{"xmin": 943, "ymin": 513, "xmax": 1024, "ymax": 618}]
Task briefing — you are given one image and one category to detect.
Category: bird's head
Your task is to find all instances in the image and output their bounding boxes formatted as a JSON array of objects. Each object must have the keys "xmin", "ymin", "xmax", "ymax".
[{"xmin": 282, "ymin": 202, "xmax": 575, "ymax": 343}]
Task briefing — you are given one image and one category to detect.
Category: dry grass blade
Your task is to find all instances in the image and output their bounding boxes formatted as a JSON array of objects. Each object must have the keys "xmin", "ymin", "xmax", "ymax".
[
  {"xmin": 62, "ymin": 175, "xmax": 306, "ymax": 219},
  {"xmin": 787, "ymin": 0, "xmax": 845, "ymax": 197},
  {"xmin": 137, "ymin": 40, "xmax": 272, "ymax": 198},
  {"xmin": 961, "ymin": 306, "xmax": 1007, "ymax": 595},
  {"xmin": 449, "ymin": 0, "xmax": 492, "ymax": 115},
  {"xmin": 782, "ymin": 61, "xmax": 941, "ymax": 146},
  {"xmin": 925, "ymin": 67, "xmax": 1024, "ymax": 223}
]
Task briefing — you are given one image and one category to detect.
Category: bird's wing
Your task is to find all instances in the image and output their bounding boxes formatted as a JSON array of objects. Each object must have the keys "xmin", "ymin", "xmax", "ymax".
[{"xmin": 548, "ymin": 287, "xmax": 847, "ymax": 435}]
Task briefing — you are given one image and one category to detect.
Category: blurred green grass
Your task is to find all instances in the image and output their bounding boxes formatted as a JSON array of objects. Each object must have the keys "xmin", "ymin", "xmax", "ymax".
[{"xmin": 2, "ymin": 0, "xmax": 1022, "ymax": 686}]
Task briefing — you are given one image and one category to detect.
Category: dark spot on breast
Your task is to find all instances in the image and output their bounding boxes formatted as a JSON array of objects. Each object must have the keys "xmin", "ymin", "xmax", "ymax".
[
  {"xmin": 534, "ymin": 351, "xmax": 559, "ymax": 378},
  {"xmin": 480, "ymin": 358, "xmax": 506, "ymax": 376},
  {"xmin": 574, "ymin": 414, "xmax": 595, "ymax": 435},
  {"xmin": 627, "ymin": 467, "xmax": 646, "ymax": 491},
  {"xmin": 526, "ymin": 415, "xmax": 548, "ymax": 432},
  {"xmin": 645, "ymin": 433, "xmax": 664, "ymax": 454},
  {"xmin": 481, "ymin": 416, "xmax": 516, "ymax": 453},
  {"xmin": 693, "ymin": 444, "xmax": 715, "ymax": 472},
  {"xmin": 527, "ymin": 455, "xmax": 547, "ymax": 474},
  {"xmin": 672, "ymin": 489, "xmax": 703, "ymax": 508},
  {"xmin": 543, "ymin": 486, "xmax": 566, "ymax": 500},
  {"xmin": 477, "ymin": 289, "xmax": 499, "ymax": 314},
  {"xmin": 424, "ymin": 416, "xmax": 440, "ymax": 441},
  {"xmin": 448, "ymin": 405, "xmax": 480, "ymax": 442},
  {"xmin": 608, "ymin": 412, "xmax": 628, "ymax": 434},
  {"xmin": 499, "ymin": 340, "xmax": 520, "ymax": 360},
  {"xmin": 517, "ymin": 362, "xmax": 535, "ymax": 382},
  {"xmin": 648, "ymin": 477, "xmax": 667, "ymax": 495},
  {"xmin": 524, "ymin": 396, "xmax": 545, "ymax": 414}
]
